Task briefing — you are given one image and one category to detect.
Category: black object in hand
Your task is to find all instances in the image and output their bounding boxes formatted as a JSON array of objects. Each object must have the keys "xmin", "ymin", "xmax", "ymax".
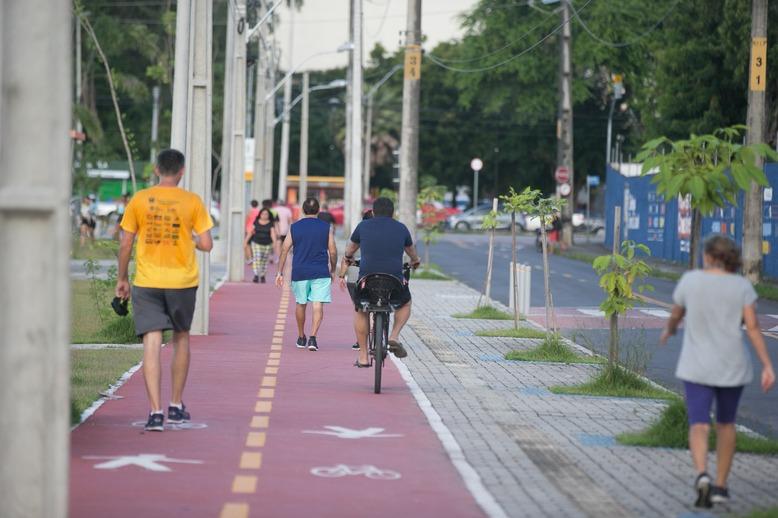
[{"xmin": 111, "ymin": 297, "xmax": 129, "ymax": 316}]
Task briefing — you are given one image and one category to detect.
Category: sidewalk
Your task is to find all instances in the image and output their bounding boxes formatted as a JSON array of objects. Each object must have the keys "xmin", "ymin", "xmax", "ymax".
[
  {"xmin": 402, "ymin": 279, "xmax": 778, "ymax": 517},
  {"xmin": 69, "ymin": 264, "xmax": 485, "ymax": 517}
]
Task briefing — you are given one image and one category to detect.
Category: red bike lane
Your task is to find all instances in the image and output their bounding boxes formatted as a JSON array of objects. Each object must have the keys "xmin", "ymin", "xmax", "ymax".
[{"xmin": 69, "ymin": 270, "xmax": 486, "ymax": 518}]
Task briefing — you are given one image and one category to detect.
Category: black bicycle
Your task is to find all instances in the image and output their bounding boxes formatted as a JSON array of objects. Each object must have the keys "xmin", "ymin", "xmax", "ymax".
[{"xmin": 352, "ymin": 261, "xmax": 411, "ymax": 394}]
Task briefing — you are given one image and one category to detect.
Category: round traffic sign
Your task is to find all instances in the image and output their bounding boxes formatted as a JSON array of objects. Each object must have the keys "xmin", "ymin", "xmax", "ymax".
[
  {"xmin": 559, "ymin": 182, "xmax": 572, "ymax": 197},
  {"xmin": 554, "ymin": 166, "xmax": 570, "ymax": 184},
  {"xmin": 470, "ymin": 158, "xmax": 483, "ymax": 172}
]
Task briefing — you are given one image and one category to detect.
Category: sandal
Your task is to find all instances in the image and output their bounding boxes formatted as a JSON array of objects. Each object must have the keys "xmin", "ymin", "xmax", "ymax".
[
  {"xmin": 387, "ymin": 340, "xmax": 408, "ymax": 358},
  {"xmin": 353, "ymin": 360, "xmax": 371, "ymax": 368}
]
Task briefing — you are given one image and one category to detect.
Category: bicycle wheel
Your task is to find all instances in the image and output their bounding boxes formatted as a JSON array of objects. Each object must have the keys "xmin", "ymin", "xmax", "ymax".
[{"xmin": 373, "ymin": 312, "xmax": 385, "ymax": 394}]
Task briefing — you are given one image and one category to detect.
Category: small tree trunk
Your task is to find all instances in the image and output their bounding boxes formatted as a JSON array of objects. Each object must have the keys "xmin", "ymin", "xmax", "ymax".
[
  {"xmin": 540, "ymin": 224, "xmax": 552, "ymax": 334},
  {"xmin": 511, "ymin": 211, "xmax": 519, "ymax": 329},
  {"xmin": 424, "ymin": 238, "xmax": 430, "ymax": 269},
  {"xmin": 690, "ymin": 208, "xmax": 702, "ymax": 269},
  {"xmin": 608, "ymin": 314, "xmax": 619, "ymax": 368}
]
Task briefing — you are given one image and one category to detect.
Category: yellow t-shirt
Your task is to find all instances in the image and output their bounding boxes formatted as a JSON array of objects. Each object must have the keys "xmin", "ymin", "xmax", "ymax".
[{"xmin": 121, "ymin": 186, "xmax": 213, "ymax": 289}]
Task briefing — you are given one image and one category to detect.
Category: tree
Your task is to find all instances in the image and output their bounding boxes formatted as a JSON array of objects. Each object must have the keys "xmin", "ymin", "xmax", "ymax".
[
  {"xmin": 417, "ymin": 178, "xmax": 446, "ymax": 269},
  {"xmin": 637, "ymin": 125, "xmax": 778, "ymax": 268},
  {"xmin": 593, "ymin": 241, "xmax": 652, "ymax": 368},
  {"xmin": 500, "ymin": 187, "xmax": 539, "ymax": 328}
]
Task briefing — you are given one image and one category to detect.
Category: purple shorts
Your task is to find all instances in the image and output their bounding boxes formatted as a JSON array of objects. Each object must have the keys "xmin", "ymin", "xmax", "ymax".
[{"xmin": 683, "ymin": 381, "xmax": 744, "ymax": 425}]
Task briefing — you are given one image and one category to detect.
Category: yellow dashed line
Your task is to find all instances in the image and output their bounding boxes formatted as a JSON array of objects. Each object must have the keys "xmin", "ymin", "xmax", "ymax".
[
  {"xmin": 265, "ymin": 366, "xmax": 279, "ymax": 375},
  {"xmin": 272, "ymin": 331, "xmax": 284, "ymax": 338},
  {"xmin": 231, "ymin": 475, "xmax": 258, "ymax": 494},
  {"xmin": 220, "ymin": 503, "xmax": 249, "ymax": 518},
  {"xmin": 239, "ymin": 452, "xmax": 263, "ymax": 470},
  {"xmin": 255, "ymin": 401, "xmax": 272, "ymax": 413},
  {"xmin": 270, "ymin": 344, "xmax": 282, "ymax": 351},
  {"xmin": 267, "ymin": 359, "xmax": 280, "ymax": 366},
  {"xmin": 246, "ymin": 431, "xmax": 267, "ymax": 447},
  {"xmin": 261, "ymin": 376, "xmax": 277, "ymax": 387},
  {"xmin": 258, "ymin": 388, "xmax": 275, "ymax": 398},
  {"xmin": 250, "ymin": 415, "xmax": 269, "ymax": 428},
  {"xmin": 268, "ymin": 352, "xmax": 281, "ymax": 359}
]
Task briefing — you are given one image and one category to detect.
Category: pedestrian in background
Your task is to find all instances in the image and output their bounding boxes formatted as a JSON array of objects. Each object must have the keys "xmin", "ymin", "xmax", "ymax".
[
  {"xmin": 245, "ymin": 199, "xmax": 260, "ymax": 264},
  {"xmin": 317, "ymin": 203, "xmax": 336, "ymax": 227},
  {"xmin": 246, "ymin": 207, "xmax": 278, "ymax": 283},
  {"xmin": 276, "ymin": 198, "xmax": 337, "ymax": 352},
  {"xmin": 274, "ymin": 199, "xmax": 293, "ymax": 243},
  {"xmin": 661, "ymin": 234, "xmax": 775, "ymax": 508},
  {"xmin": 115, "ymin": 149, "xmax": 213, "ymax": 432}
]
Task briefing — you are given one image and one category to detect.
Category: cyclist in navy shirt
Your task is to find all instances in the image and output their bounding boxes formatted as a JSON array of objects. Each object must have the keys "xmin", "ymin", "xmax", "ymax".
[{"xmin": 338, "ymin": 197, "xmax": 421, "ymax": 367}]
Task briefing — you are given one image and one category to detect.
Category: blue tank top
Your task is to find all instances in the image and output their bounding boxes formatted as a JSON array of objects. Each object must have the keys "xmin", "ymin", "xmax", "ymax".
[{"xmin": 290, "ymin": 217, "xmax": 331, "ymax": 281}]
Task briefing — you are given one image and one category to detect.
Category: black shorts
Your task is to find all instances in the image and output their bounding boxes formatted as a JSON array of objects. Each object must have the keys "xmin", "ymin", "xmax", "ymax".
[
  {"xmin": 132, "ymin": 286, "xmax": 197, "ymax": 336},
  {"xmin": 278, "ymin": 234, "xmax": 287, "ymax": 242},
  {"xmin": 81, "ymin": 216, "xmax": 96, "ymax": 229},
  {"xmin": 349, "ymin": 282, "xmax": 411, "ymax": 311}
]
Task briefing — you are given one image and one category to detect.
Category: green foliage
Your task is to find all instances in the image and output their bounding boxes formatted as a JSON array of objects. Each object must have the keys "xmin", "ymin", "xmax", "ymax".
[
  {"xmin": 505, "ymin": 334, "xmax": 600, "ymax": 363},
  {"xmin": 71, "ymin": 348, "xmax": 143, "ymax": 424},
  {"xmin": 593, "ymin": 240, "xmax": 653, "ymax": 317},
  {"xmin": 378, "ymin": 188, "xmax": 398, "ymax": 205},
  {"xmin": 476, "ymin": 327, "xmax": 546, "ymax": 339},
  {"xmin": 552, "ymin": 365, "xmax": 672, "ymax": 399},
  {"xmin": 453, "ymin": 305, "xmax": 513, "ymax": 320},
  {"xmin": 617, "ymin": 398, "xmax": 778, "ymax": 454},
  {"xmin": 413, "ymin": 269, "xmax": 450, "ymax": 280},
  {"xmin": 500, "ymin": 186, "xmax": 539, "ymax": 215},
  {"xmin": 637, "ymin": 126, "xmax": 777, "ymax": 214}
]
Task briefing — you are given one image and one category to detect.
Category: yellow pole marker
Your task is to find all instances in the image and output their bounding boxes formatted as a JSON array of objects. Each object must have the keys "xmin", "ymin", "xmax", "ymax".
[
  {"xmin": 250, "ymin": 415, "xmax": 270, "ymax": 428},
  {"xmin": 246, "ymin": 431, "xmax": 267, "ymax": 447},
  {"xmin": 231, "ymin": 475, "xmax": 258, "ymax": 494},
  {"xmin": 255, "ymin": 401, "xmax": 273, "ymax": 413},
  {"xmin": 240, "ymin": 452, "xmax": 263, "ymax": 470},
  {"xmin": 220, "ymin": 503, "xmax": 249, "ymax": 518},
  {"xmin": 257, "ymin": 388, "xmax": 275, "ymax": 398},
  {"xmin": 750, "ymin": 37, "xmax": 767, "ymax": 92}
]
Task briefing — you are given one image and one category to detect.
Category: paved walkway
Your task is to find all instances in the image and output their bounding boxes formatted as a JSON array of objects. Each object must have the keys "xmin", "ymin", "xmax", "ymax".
[
  {"xmin": 69, "ymin": 265, "xmax": 484, "ymax": 517},
  {"xmin": 402, "ymin": 279, "xmax": 778, "ymax": 517}
]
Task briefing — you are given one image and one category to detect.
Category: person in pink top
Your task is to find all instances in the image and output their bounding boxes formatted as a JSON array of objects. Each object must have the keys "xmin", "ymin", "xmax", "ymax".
[
  {"xmin": 274, "ymin": 199, "xmax": 293, "ymax": 243},
  {"xmin": 244, "ymin": 199, "xmax": 261, "ymax": 264}
]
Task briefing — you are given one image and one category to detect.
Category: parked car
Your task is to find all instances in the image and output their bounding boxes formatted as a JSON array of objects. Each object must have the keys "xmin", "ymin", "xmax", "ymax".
[{"xmin": 446, "ymin": 203, "xmax": 520, "ymax": 231}]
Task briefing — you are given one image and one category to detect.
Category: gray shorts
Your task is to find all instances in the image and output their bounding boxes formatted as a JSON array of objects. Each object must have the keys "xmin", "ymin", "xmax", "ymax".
[{"xmin": 132, "ymin": 286, "xmax": 197, "ymax": 337}]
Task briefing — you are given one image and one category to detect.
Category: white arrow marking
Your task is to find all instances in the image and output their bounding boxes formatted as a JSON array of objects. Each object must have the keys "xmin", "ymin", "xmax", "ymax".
[
  {"xmin": 577, "ymin": 309, "xmax": 605, "ymax": 317},
  {"xmin": 83, "ymin": 454, "xmax": 203, "ymax": 472},
  {"xmin": 302, "ymin": 426, "xmax": 403, "ymax": 439},
  {"xmin": 639, "ymin": 309, "xmax": 671, "ymax": 318}
]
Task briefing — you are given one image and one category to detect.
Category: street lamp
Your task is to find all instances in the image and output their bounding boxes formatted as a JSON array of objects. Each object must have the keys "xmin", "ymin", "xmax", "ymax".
[
  {"xmin": 470, "ymin": 157, "xmax": 483, "ymax": 209},
  {"xmin": 363, "ymin": 64, "xmax": 403, "ymax": 199},
  {"xmin": 272, "ymin": 78, "xmax": 348, "ymax": 126}
]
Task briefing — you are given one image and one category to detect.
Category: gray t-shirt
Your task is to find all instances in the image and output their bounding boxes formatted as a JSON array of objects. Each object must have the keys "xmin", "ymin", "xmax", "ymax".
[{"xmin": 672, "ymin": 270, "xmax": 757, "ymax": 386}]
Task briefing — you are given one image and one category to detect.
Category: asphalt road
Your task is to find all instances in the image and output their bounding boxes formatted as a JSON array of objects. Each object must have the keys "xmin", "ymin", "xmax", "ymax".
[{"xmin": 420, "ymin": 232, "xmax": 778, "ymax": 438}]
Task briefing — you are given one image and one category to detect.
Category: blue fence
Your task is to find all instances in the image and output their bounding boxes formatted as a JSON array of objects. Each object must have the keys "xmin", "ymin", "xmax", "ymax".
[{"xmin": 604, "ymin": 163, "xmax": 778, "ymax": 277}]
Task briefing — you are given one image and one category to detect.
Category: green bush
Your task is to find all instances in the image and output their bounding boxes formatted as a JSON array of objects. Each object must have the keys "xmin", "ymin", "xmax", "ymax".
[
  {"xmin": 506, "ymin": 334, "xmax": 602, "ymax": 364},
  {"xmin": 453, "ymin": 305, "xmax": 513, "ymax": 320},
  {"xmin": 552, "ymin": 364, "xmax": 672, "ymax": 399}
]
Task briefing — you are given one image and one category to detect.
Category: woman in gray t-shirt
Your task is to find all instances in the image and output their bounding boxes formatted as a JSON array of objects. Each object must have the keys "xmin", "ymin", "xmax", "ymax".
[{"xmin": 661, "ymin": 235, "xmax": 775, "ymax": 508}]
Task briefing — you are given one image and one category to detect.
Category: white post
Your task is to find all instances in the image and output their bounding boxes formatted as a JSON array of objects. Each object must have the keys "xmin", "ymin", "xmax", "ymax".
[
  {"xmin": 277, "ymin": 7, "xmax": 294, "ymax": 202},
  {"xmin": 0, "ymin": 1, "xmax": 71, "ymax": 516},
  {"xmin": 183, "ymin": 0, "xmax": 213, "ymax": 334},
  {"xmin": 220, "ymin": 0, "xmax": 235, "ymax": 218},
  {"xmin": 363, "ymin": 94, "xmax": 373, "ymax": 200},
  {"xmin": 347, "ymin": 0, "xmax": 364, "ymax": 234},
  {"xmin": 299, "ymin": 71, "xmax": 310, "ymax": 202},
  {"xmin": 264, "ymin": 47, "xmax": 276, "ymax": 199},
  {"xmin": 227, "ymin": 0, "xmax": 247, "ymax": 282},
  {"xmin": 508, "ymin": 263, "xmax": 531, "ymax": 317},
  {"xmin": 170, "ymin": 0, "xmax": 191, "ymax": 151}
]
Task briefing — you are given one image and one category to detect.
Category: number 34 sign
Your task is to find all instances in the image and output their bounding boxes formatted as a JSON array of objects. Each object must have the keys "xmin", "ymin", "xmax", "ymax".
[{"xmin": 750, "ymin": 37, "xmax": 767, "ymax": 92}]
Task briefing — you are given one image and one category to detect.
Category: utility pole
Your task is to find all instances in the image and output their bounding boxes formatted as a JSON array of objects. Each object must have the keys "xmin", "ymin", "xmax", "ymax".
[
  {"xmin": 182, "ymin": 0, "xmax": 213, "ymax": 334},
  {"xmin": 299, "ymin": 71, "xmax": 310, "ymax": 201},
  {"xmin": 347, "ymin": 0, "xmax": 364, "ymax": 233},
  {"xmin": 278, "ymin": 7, "xmax": 294, "ymax": 202},
  {"xmin": 228, "ymin": 0, "xmax": 247, "ymax": 282},
  {"xmin": 264, "ymin": 42, "xmax": 277, "ymax": 199},
  {"xmin": 344, "ymin": 0, "xmax": 355, "ymax": 233},
  {"xmin": 398, "ymin": 0, "xmax": 422, "ymax": 233},
  {"xmin": 0, "ymin": 1, "xmax": 71, "ymax": 516},
  {"xmin": 363, "ymin": 93, "xmax": 373, "ymax": 201},
  {"xmin": 150, "ymin": 85, "xmax": 161, "ymax": 163},
  {"xmin": 557, "ymin": 0, "xmax": 574, "ymax": 247},
  {"xmin": 220, "ymin": 0, "xmax": 235, "ymax": 217},
  {"xmin": 170, "ymin": 0, "xmax": 191, "ymax": 152},
  {"xmin": 251, "ymin": 3, "xmax": 268, "ymax": 201},
  {"xmin": 743, "ymin": 0, "xmax": 768, "ymax": 282},
  {"xmin": 74, "ymin": 18, "xmax": 84, "ymax": 172}
]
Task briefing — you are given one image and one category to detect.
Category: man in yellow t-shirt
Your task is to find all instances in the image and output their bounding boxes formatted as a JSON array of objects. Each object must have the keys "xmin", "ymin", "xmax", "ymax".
[{"xmin": 115, "ymin": 149, "xmax": 214, "ymax": 432}]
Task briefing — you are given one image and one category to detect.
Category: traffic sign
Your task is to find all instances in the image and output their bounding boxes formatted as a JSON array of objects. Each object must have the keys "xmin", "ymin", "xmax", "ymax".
[
  {"xmin": 470, "ymin": 158, "xmax": 483, "ymax": 172},
  {"xmin": 559, "ymin": 183, "xmax": 572, "ymax": 197},
  {"xmin": 554, "ymin": 166, "xmax": 570, "ymax": 184},
  {"xmin": 587, "ymin": 175, "xmax": 600, "ymax": 187}
]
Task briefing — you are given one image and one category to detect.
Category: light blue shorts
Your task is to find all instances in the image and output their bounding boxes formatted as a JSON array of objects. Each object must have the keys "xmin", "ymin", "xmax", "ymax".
[{"xmin": 291, "ymin": 277, "xmax": 332, "ymax": 304}]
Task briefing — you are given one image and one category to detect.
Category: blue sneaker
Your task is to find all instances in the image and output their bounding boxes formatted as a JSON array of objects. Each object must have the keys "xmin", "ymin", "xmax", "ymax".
[
  {"xmin": 307, "ymin": 336, "xmax": 319, "ymax": 351},
  {"xmin": 167, "ymin": 403, "xmax": 190, "ymax": 424},
  {"xmin": 145, "ymin": 412, "xmax": 164, "ymax": 432}
]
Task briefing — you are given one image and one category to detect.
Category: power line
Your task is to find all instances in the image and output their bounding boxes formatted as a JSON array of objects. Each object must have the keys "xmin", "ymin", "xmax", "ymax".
[
  {"xmin": 369, "ymin": 0, "xmax": 392, "ymax": 39},
  {"xmin": 568, "ymin": 0, "xmax": 681, "ymax": 48},
  {"xmin": 425, "ymin": 0, "xmax": 593, "ymax": 74}
]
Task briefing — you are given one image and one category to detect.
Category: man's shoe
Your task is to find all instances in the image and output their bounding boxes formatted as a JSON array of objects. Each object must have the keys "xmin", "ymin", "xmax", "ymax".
[
  {"xmin": 167, "ymin": 403, "xmax": 190, "ymax": 424},
  {"xmin": 694, "ymin": 472, "xmax": 712, "ymax": 508},
  {"xmin": 711, "ymin": 485, "xmax": 729, "ymax": 504},
  {"xmin": 144, "ymin": 412, "xmax": 164, "ymax": 432},
  {"xmin": 351, "ymin": 342, "xmax": 360, "ymax": 351},
  {"xmin": 387, "ymin": 340, "xmax": 408, "ymax": 358},
  {"xmin": 296, "ymin": 335, "xmax": 307, "ymax": 349},
  {"xmin": 260, "ymin": 276, "xmax": 266, "ymax": 283},
  {"xmin": 308, "ymin": 336, "xmax": 319, "ymax": 351},
  {"xmin": 252, "ymin": 275, "xmax": 259, "ymax": 283}
]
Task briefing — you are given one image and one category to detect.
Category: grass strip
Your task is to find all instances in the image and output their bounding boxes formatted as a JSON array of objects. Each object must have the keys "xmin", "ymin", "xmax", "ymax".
[
  {"xmin": 413, "ymin": 268, "xmax": 450, "ymax": 280},
  {"xmin": 71, "ymin": 348, "xmax": 143, "ymax": 425},
  {"xmin": 453, "ymin": 305, "xmax": 513, "ymax": 320},
  {"xmin": 71, "ymin": 237, "xmax": 119, "ymax": 260},
  {"xmin": 617, "ymin": 399, "xmax": 778, "ymax": 454},
  {"xmin": 72, "ymin": 279, "xmax": 138, "ymax": 344},
  {"xmin": 560, "ymin": 248, "xmax": 681, "ymax": 282},
  {"xmin": 743, "ymin": 508, "xmax": 778, "ymax": 518},
  {"xmin": 476, "ymin": 327, "xmax": 546, "ymax": 339},
  {"xmin": 551, "ymin": 364, "xmax": 672, "ymax": 399},
  {"xmin": 506, "ymin": 334, "xmax": 602, "ymax": 364}
]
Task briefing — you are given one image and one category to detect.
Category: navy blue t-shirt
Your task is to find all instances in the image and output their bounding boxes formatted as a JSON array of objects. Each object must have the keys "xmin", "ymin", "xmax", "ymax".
[
  {"xmin": 350, "ymin": 217, "xmax": 413, "ymax": 280},
  {"xmin": 291, "ymin": 217, "xmax": 331, "ymax": 281}
]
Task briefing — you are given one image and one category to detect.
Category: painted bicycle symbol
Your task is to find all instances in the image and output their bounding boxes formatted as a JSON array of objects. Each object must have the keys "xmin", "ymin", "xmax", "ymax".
[{"xmin": 310, "ymin": 464, "xmax": 401, "ymax": 480}]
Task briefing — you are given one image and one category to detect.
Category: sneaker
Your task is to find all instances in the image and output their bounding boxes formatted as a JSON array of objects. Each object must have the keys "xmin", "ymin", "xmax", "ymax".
[
  {"xmin": 144, "ymin": 412, "xmax": 164, "ymax": 432},
  {"xmin": 351, "ymin": 342, "xmax": 360, "ymax": 350},
  {"xmin": 308, "ymin": 336, "xmax": 319, "ymax": 351},
  {"xmin": 296, "ymin": 335, "xmax": 307, "ymax": 349},
  {"xmin": 260, "ymin": 276, "xmax": 266, "ymax": 284},
  {"xmin": 252, "ymin": 275, "xmax": 259, "ymax": 283},
  {"xmin": 694, "ymin": 472, "xmax": 712, "ymax": 508},
  {"xmin": 711, "ymin": 485, "xmax": 729, "ymax": 504},
  {"xmin": 167, "ymin": 403, "xmax": 190, "ymax": 424}
]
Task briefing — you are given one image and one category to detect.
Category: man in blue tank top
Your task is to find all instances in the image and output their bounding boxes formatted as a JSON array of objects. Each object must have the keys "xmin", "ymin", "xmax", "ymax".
[{"xmin": 276, "ymin": 198, "xmax": 338, "ymax": 351}]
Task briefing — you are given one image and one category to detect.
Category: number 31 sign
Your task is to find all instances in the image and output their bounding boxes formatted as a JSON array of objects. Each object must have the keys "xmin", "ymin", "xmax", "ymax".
[{"xmin": 750, "ymin": 37, "xmax": 767, "ymax": 92}]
